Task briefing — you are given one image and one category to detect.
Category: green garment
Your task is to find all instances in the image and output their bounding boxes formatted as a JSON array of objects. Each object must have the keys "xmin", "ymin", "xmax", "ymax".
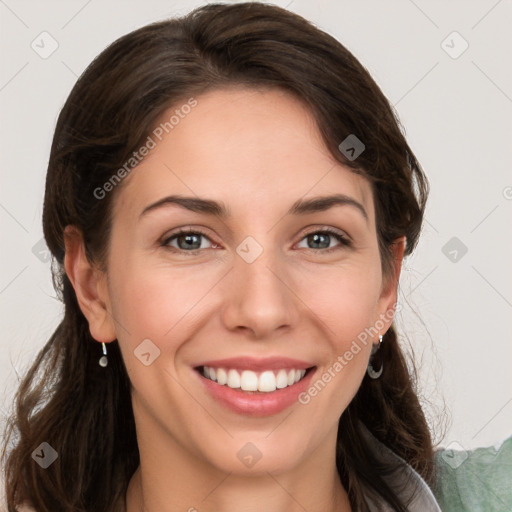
[{"xmin": 433, "ymin": 436, "xmax": 512, "ymax": 511}]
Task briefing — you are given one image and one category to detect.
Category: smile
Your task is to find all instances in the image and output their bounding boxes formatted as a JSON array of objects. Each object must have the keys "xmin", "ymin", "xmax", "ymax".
[
  {"xmin": 193, "ymin": 356, "xmax": 317, "ymax": 416},
  {"xmin": 200, "ymin": 366, "xmax": 308, "ymax": 393}
]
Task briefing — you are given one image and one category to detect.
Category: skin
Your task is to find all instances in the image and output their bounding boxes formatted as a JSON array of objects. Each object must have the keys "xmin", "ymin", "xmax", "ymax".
[{"xmin": 64, "ymin": 87, "xmax": 405, "ymax": 512}]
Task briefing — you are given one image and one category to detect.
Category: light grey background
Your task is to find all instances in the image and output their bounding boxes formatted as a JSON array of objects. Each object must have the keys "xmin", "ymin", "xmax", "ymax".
[{"xmin": 1, "ymin": 0, "xmax": 511, "ymax": 465}]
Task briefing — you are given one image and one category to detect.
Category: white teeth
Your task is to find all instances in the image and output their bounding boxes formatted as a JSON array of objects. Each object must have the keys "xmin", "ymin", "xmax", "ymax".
[
  {"xmin": 258, "ymin": 371, "xmax": 276, "ymax": 392},
  {"xmin": 240, "ymin": 370, "xmax": 258, "ymax": 391},
  {"xmin": 276, "ymin": 369, "xmax": 289, "ymax": 389},
  {"xmin": 201, "ymin": 366, "xmax": 309, "ymax": 392},
  {"xmin": 227, "ymin": 369, "xmax": 241, "ymax": 389},
  {"xmin": 216, "ymin": 367, "xmax": 227, "ymax": 385}
]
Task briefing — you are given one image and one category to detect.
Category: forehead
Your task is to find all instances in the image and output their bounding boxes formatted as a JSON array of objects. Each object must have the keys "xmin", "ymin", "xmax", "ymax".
[{"xmin": 112, "ymin": 87, "xmax": 374, "ymax": 225}]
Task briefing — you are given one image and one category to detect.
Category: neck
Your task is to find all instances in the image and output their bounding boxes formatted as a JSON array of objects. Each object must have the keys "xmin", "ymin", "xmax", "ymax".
[{"xmin": 126, "ymin": 465, "xmax": 351, "ymax": 512}]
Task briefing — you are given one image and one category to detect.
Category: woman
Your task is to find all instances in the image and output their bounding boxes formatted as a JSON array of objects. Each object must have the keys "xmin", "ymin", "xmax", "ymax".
[{"xmin": 0, "ymin": 2, "xmax": 489, "ymax": 511}]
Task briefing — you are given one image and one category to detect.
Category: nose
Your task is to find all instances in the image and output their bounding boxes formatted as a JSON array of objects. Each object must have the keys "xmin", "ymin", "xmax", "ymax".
[{"xmin": 220, "ymin": 244, "xmax": 300, "ymax": 340}]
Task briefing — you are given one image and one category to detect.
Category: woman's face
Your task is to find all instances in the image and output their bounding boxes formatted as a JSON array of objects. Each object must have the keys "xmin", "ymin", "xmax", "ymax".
[{"xmin": 96, "ymin": 87, "xmax": 401, "ymax": 475}]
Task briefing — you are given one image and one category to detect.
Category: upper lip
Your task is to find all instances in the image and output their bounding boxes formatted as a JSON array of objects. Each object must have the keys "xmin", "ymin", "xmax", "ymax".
[{"xmin": 195, "ymin": 356, "xmax": 315, "ymax": 371}]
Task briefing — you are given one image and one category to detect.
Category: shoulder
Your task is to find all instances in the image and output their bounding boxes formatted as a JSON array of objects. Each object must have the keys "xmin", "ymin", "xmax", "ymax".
[{"xmin": 433, "ymin": 435, "xmax": 512, "ymax": 511}]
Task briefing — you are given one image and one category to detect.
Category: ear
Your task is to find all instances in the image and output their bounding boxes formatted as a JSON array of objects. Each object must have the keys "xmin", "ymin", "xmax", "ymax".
[
  {"xmin": 63, "ymin": 225, "xmax": 116, "ymax": 343},
  {"xmin": 376, "ymin": 236, "xmax": 406, "ymax": 331}
]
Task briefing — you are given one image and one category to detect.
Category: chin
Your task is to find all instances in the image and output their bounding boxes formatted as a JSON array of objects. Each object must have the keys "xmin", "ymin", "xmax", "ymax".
[{"xmin": 200, "ymin": 437, "xmax": 308, "ymax": 477}]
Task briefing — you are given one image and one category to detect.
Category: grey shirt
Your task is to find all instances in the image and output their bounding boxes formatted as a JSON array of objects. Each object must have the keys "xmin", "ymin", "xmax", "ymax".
[{"xmin": 360, "ymin": 425, "xmax": 442, "ymax": 511}]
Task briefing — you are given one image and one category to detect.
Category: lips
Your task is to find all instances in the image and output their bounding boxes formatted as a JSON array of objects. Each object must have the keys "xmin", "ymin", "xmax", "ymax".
[{"xmin": 193, "ymin": 356, "xmax": 317, "ymax": 416}]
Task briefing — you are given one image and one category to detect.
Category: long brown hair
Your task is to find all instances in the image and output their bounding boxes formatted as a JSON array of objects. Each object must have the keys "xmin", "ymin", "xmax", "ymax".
[{"xmin": 1, "ymin": 3, "xmax": 433, "ymax": 511}]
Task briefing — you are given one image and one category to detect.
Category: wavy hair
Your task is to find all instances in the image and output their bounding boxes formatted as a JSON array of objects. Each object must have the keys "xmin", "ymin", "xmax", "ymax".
[{"xmin": 2, "ymin": 3, "xmax": 433, "ymax": 511}]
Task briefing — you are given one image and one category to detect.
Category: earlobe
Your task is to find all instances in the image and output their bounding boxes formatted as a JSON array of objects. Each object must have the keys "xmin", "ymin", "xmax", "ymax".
[{"xmin": 63, "ymin": 225, "xmax": 116, "ymax": 343}]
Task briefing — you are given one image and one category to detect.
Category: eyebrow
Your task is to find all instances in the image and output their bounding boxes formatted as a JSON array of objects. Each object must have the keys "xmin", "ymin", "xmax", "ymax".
[{"xmin": 139, "ymin": 193, "xmax": 368, "ymax": 222}]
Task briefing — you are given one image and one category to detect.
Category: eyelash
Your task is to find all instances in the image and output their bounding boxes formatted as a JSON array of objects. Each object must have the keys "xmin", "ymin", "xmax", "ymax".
[{"xmin": 161, "ymin": 227, "xmax": 352, "ymax": 255}]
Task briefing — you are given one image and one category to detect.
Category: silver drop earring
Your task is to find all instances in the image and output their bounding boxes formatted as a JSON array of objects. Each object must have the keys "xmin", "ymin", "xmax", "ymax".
[
  {"xmin": 99, "ymin": 342, "xmax": 108, "ymax": 367},
  {"xmin": 367, "ymin": 333, "xmax": 383, "ymax": 379}
]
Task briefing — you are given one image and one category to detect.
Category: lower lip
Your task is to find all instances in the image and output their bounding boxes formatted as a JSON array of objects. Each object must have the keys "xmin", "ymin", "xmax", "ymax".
[{"xmin": 196, "ymin": 367, "xmax": 316, "ymax": 417}]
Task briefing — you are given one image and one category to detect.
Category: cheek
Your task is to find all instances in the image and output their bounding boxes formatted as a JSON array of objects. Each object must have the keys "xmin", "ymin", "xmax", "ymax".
[
  {"xmin": 295, "ymin": 257, "xmax": 383, "ymax": 337},
  {"xmin": 292, "ymin": 258, "xmax": 381, "ymax": 393},
  {"xmin": 108, "ymin": 257, "xmax": 218, "ymax": 346}
]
